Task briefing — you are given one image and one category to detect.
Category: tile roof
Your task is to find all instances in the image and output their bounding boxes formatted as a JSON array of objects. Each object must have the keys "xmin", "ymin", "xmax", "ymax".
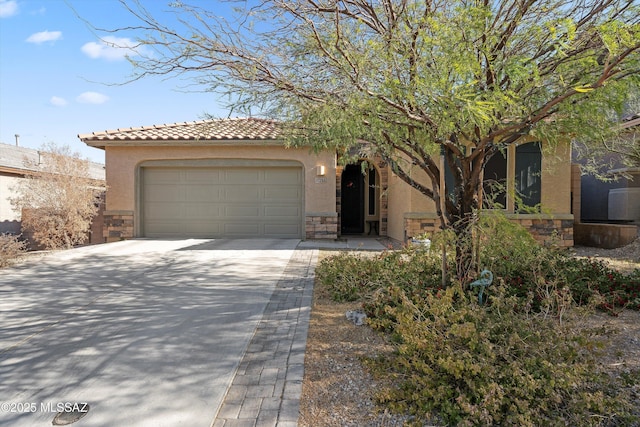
[{"xmin": 78, "ymin": 118, "xmax": 282, "ymax": 146}]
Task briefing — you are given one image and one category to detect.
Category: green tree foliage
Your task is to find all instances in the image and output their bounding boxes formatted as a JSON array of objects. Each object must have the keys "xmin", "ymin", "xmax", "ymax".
[{"xmin": 108, "ymin": 0, "xmax": 639, "ymax": 278}]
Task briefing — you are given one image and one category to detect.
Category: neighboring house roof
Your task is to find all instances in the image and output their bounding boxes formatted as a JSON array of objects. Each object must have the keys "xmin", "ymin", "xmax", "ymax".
[
  {"xmin": 79, "ymin": 118, "xmax": 283, "ymax": 149},
  {"xmin": 0, "ymin": 142, "xmax": 105, "ymax": 181},
  {"xmin": 0, "ymin": 143, "xmax": 42, "ymax": 174}
]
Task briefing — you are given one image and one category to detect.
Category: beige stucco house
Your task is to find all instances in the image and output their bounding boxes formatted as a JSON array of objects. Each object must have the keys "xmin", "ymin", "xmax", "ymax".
[{"xmin": 79, "ymin": 118, "xmax": 574, "ymax": 246}]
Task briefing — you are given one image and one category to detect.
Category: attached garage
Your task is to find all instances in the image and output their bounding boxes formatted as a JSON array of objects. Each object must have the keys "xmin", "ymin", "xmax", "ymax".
[
  {"xmin": 141, "ymin": 163, "xmax": 303, "ymax": 238},
  {"xmin": 79, "ymin": 118, "xmax": 338, "ymax": 242}
]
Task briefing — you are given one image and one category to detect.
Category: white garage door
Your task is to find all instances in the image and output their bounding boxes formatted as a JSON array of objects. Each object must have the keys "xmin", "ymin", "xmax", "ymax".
[{"xmin": 142, "ymin": 166, "xmax": 303, "ymax": 238}]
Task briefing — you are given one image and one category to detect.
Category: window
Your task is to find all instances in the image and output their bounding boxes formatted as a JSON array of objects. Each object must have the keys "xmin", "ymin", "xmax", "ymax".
[
  {"xmin": 515, "ymin": 142, "xmax": 542, "ymax": 210},
  {"xmin": 483, "ymin": 150, "xmax": 507, "ymax": 208},
  {"xmin": 442, "ymin": 143, "xmax": 542, "ymax": 212}
]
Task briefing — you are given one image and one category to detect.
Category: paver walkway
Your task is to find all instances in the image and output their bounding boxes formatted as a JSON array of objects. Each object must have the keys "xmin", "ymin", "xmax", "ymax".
[{"xmin": 213, "ymin": 247, "xmax": 318, "ymax": 427}]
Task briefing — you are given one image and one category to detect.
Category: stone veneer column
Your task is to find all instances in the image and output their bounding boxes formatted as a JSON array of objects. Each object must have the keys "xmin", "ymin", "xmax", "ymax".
[
  {"xmin": 305, "ymin": 213, "xmax": 338, "ymax": 239},
  {"xmin": 403, "ymin": 213, "xmax": 442, "ymax": 242},
  {"xmin": 103, "ymin": 210, "xmax": 134, "ymax": 243}
]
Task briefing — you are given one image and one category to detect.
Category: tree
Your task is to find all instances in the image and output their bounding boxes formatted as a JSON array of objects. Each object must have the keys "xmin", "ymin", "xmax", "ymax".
[
  {"xmin": 574, "ymin": 108, "xmax": 640, "ymax": 178},
  {"xmin": 10, "ymin": 144, "xmax": 103, "ymax": 249},
  {"xmin": 105, "ymin": 0, "xmax": 639, "ymax": 280}
]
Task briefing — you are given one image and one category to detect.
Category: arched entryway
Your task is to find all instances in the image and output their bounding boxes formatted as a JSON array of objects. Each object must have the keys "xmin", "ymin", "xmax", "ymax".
[{"xmin": 340, "ymin": 162, "xmax": 382, "ymax": 235}]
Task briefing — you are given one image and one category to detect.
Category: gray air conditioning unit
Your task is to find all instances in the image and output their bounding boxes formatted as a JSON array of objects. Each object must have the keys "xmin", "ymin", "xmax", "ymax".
[{"xmin": 609, "ymin": 188, "xmax": 640, "ymax": 221}]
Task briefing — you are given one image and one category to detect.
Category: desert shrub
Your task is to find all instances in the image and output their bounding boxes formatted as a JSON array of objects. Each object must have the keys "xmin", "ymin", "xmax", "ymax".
[
  {"xmin": 477, "ymin": 212, "xmax": 544, "ymax": 280},
  {"xmin": 558, "ymin": 257, "xmax": 640, "ymax": 312},
  {"xmin": 315, "ymin": 246, "xmax": 444, "ymax": 302},
  {"xmin": 0, "ymin": 233, "xmax": 27, "ymax": 267},
  {"xmin": 476, "ymin": 214, "xmax": 640, "ymax": 312},
  {"xmin": 9, "ymin": 143, "xmax": 103, "ymax": 249},
  {"xmin": 317, "ymin": 222, "xmax": 639, "ymax": 424},
  {"xmin": 367, "ymin": 285, "xmax": 637, "ymax": 426}
]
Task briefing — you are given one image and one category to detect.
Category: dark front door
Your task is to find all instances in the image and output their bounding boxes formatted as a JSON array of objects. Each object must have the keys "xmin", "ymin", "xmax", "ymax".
[{"xmin": 341, "ymin": 164, "xmax": 365, "ymax": 234}]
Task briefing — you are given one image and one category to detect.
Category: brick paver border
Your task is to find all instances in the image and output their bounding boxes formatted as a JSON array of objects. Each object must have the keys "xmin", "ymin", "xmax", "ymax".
[{"xmin": 213, "ymin": 247, "xmax": 318, "ymax": 427}]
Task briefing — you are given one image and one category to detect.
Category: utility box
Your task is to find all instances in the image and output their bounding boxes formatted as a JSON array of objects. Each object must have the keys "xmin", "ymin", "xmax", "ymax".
[{"xmin": 609, "ymin": 187, "xmax": 640, "ymax": 222}]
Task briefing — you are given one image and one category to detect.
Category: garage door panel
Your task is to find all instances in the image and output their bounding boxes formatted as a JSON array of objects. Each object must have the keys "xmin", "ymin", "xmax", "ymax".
[
  {"xmin": 184, "ymin": 222, "xmax": 221, "ymax": 234},
  {"xmin": 224, "ymin": 188, "xmax": 260, "ymax": 202},
  {"xmin": 223, "ymin": 170, "xmax": 261, "ymax": 184},
  {"xmin": 264, "ymin": 187, "xmax": 302, "ymax": 200},
  {"xmin": 224, "ymin": 223, "xmax": 260, "ymax": 235},
  {"xmin": 145, "ymin": 203, "xmax": 184, "ymax": 219},
  {"xmin": 146, "ymin": 185, "xmax": 184, "ymax": 202},
  {"xmin": 145, "ymin": 169, "xmax": 182, "ymax": 184},
  {"xmin": 142, "ymin": 166, "xmax": 302, "ymax": 238},
  {"xmin": 224, "ymin": 206, "xmax": 261, "ymax": 217},
  {"xmin": 186, "ymin": 185, "xmax": 221, "ymax": 201},
  {"xmin": 185, "ymin": 169, "xmax": 221, "ymax": 183},
  {"xmin": 264, "ymin": 224, "xmax": 300, "ymax": 236},
  {"xmin": 264, "ymin": 206, "xmax": 300, "ymax": 217},
  {"xmin": 264, "ymin": 169, "xmax": 301, "ymax": 184},
  {"xmin": 184, "ymin": 204, "xmax": 221, "ymax": 219}
]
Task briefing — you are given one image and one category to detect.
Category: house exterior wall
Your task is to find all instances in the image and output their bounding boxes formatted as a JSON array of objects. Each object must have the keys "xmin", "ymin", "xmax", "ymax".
[
  {"xmin": 398, "ymin": 140, "xmax": 574, "ymax": 246},
  {"xmin": 97, "ymin": 137, "xmax": 572, "ymax": 245},
  {"xmin": 0, "ymin": 173, "xmax": 21, "ymax": 234},
  {"xmin": 102, "ymin": 144, "xmax": 337, "ymax": 241},
  {"xmin": 540, "ymin": 141, "xmax": 573, "ymax": 214},
  {"xmin": 386, "ymin": 166, "xmax": 413, "ymax": 242}
]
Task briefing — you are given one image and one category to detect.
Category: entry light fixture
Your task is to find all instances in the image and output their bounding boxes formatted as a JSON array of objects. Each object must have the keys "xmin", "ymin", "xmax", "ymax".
[{"xmin": 317, "ymin": 165, "xmax": 326, "ymax": 176}]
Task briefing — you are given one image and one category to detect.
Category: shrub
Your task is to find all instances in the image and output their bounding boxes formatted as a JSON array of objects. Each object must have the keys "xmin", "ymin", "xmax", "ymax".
[
  {"xmin": 367, "ymin": 285, "xmax": 637, "ymax": 426},
  {"xmin": 477, "ymin": 212, "xmax": 543, "ymax": 280},
  {"xmin": 558, "ymin": 257, "xmax": 640, "ymax": 312},
  {"xmin": 9, "ymin": 143, "xmax": 103, "ymax": 249},
  {"xmin": 315, "ymin": 247, "xmax": 444, "ymax": 303},
  {"xmin": 476, "ymin": 214, "xmax": 640, "ymax": 313},
  {"xmin": 0, "ymin": 233, "xmax": 27, "ymax": 267},
  {"xmin": 317, "ymin": 222, "xmax": 639, "ymax": 425}
]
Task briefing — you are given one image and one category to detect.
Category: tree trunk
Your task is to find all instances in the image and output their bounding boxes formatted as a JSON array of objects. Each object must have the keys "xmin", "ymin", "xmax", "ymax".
[{"xmin": 443, "ymin": 144, "xmax": 485, "ymax": 283}]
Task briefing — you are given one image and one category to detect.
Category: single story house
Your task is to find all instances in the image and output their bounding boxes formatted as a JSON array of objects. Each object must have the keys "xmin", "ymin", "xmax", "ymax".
[{"xmin": 79, "ymin": 118, "xmax": 574, "ymax": 246}]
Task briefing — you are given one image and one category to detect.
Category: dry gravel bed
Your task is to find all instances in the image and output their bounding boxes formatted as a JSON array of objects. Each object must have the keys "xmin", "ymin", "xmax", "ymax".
[{"xmin": 299, "ymin": 239, "xmax": 640, "ymax": 427}]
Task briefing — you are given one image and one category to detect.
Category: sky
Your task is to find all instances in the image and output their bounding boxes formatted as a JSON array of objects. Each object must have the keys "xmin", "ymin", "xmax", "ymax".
[{"xmin": 0, "ymin": 0, "xmax": 232, "ymax": 164}]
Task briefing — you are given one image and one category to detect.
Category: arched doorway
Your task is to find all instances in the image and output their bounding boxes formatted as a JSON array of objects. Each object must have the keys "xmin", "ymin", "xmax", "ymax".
[{"xmin": 340, "ymin": 163, "xmax": 381, "ymax": 235}]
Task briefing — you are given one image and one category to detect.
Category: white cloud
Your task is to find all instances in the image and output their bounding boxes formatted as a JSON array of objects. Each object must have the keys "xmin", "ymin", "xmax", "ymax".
[
  {"xmin": 0, "ymin": 0, "xmax": 18, "ymax": 18},
  {"xmin": 26, "ymin": 30, "xmax": 62, "ymax": 44},
  {"xmin": 50, "ymin": 96, "xmax": 68, "ymax": 107},
  {"xmin": 76, "ymin": 92, "xmax": 109, "ymax": 105},
  {"xmin": 81, "ymin": 36, "xmax": 149, "ymax": 61}
]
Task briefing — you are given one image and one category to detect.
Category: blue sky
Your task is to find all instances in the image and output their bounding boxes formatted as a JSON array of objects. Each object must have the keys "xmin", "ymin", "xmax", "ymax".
[{"xmin": 0, "ymin": 0, "xmax": 231, "ymax": 163}]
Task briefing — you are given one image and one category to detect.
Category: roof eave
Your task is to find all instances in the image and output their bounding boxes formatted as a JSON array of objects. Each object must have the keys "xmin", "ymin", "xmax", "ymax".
[{"xmin": 80, "ymin": 138, "xmax": 285, "ymax": 148}]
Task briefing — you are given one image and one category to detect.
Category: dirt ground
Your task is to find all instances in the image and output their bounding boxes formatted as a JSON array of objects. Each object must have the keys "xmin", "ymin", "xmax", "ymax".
[{"xmin": 299, "ymin": 240, "xmax": 640, "ymax": 427}]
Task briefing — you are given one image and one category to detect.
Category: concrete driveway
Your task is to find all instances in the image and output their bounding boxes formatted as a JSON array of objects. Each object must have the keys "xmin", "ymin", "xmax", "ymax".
[{"xmin": 0, "ymin": 238, "xmax": 300, "ymax": 427}]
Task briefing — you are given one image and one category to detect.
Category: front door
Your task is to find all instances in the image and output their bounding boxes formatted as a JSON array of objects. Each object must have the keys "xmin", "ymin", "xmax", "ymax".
[{"xmin": 341, "ymin": 164, "xmax": 364, "ymax": 234}]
